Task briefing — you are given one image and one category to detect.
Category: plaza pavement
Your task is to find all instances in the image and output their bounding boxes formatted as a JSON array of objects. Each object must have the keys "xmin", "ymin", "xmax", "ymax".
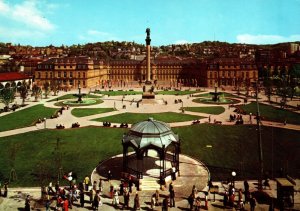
[{"xmin": 0, "ymin": 86, "xmax": 300, "ymax": 210}]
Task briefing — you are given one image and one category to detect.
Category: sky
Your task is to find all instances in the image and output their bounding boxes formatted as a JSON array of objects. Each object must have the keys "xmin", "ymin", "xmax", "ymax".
[{"xmin": 0, "ymin": 0, "xmax": 300, "ymax": 46}]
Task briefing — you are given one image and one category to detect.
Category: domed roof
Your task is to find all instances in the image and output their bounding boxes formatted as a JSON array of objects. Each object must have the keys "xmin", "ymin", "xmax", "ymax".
[
  {"xmin": 122, "ymin": 118, "xmax": 179, "ymax": 149},
  {"xmin": 130, "ymin": 117, "xmax": 171, "ymax": 135}
]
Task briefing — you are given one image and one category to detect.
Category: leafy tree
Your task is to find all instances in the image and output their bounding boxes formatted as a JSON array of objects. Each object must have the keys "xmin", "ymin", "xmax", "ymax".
[
  {"xmin": 18, "ymin": 80, "xmax": 28, "ymax": 105},
  {"xmin": 32, "ymin": 84, "xmax": 42, "ymax": 102},
  {"xmin": 272, "ymin": 66, "xmax": 279, "ymax": 77},
  {"xmin": 51, "ymin": 80, "xmax": 59, "ymax": 96},
  {"xmin": 43, "ymin": 82, "xmax": 51, "ymax": 99},
  {"xmin": 263, "ymin": 78, "xmax": 273, "ymax": 103},
  {"xmin": 0, "ymin": 87, "xmax": 16, "ymax": 111}
]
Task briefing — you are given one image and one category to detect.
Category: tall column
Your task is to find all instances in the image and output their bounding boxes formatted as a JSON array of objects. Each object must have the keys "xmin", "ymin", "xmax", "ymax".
[
  {"xmin": 145, "ymin": 28, "xmax": 151, "ymax": 83},
  {"xmin": 147, "ymin": 45, "xmax": 151, "ymax": 81}
]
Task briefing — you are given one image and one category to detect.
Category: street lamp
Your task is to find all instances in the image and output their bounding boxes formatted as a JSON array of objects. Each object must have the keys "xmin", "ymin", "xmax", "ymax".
[
  {"xmin": 44, "ymin": 117, "xmax": 46, "ymax": 129},
  {"xmin": 231, "ymin": 171, "xmax": 236, "ymax": 188}
]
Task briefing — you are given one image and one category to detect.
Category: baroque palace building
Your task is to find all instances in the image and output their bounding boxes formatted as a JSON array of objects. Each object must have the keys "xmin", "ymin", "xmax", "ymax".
[
  {"xmin": 35, "ymin": 56, "xmax": 109, "ymax": 89},
  {"xmin": 34, "ymin": 56, "xmax": 258, "ymax": 88}
]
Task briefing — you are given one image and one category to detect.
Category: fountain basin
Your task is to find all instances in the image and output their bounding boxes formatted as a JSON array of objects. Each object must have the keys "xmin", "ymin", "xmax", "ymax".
[
  {"xmin": 62, "ymin": 99, "xmax": 99, "ymax": 106},
  {"xmin": 193, "ymin": 97, "xmax": 240, "ymax": 105}
]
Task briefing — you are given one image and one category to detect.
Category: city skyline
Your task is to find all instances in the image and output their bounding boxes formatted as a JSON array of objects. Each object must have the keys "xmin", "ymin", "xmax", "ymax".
[{"xmin": 0, "ymin": 0, "xmax": 300, "ymax": 46}]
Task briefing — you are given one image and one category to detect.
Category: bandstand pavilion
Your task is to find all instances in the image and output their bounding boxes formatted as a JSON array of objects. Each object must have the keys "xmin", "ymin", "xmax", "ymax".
[{"xmin": 122, "ymin": 118, "xmax": 181, "ymax": 184}]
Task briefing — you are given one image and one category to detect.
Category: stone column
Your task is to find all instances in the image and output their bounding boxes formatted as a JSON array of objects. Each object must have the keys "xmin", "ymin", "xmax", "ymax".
[
  {"xmin": 147, "ymin": 45, "xmax": 151, "ymax": 81},
  {"xmin": 145, "ymin": 28, "xmax": 151, "ymax": 83}
]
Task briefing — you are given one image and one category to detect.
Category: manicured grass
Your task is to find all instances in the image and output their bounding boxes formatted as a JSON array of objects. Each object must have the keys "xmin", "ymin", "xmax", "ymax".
[
  {"xmin": 0, "ymin": 125, "xmax": 299, "ymax": 187},
  {"xmin": 48, "ymin": 94, "xmax": 101, "ymax": 102},
  {"xmin": 93, "ymin": 90, "xmax": 142, "ymax": 96},
  {"xmin": 92, "ymin": 112, "xmax": 204, "ymax": 124},
  {"xmin": 72, "ymin": 108, "xmax": 116, "ymax": 117},
  {"xmin": 155, "ymin": 90, "xmax": 201, "ymax": 95},
  {"xmin": 240, "ymin": 102, "xmax": 300, "ymax": 125},
  {"xmin": 184, "ymin": 106, "xmax": 225, "ymax": 115},
  {"xmin": 173, "ymin": 124, "xmax": 300, "ymax": 181},
  {"xmin": 54, "ymin": 99, "xmax": 103, "ymax": 107},
  {"xmin": 0, "ymin": 127, "xmax": 126, "ymax": 187},
  {"xmin": 0, "ymin": 105, "xmax": 58, "ymax": 132}
]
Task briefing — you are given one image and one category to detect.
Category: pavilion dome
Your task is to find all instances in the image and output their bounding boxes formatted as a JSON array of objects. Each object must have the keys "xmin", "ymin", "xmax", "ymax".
[{"xmin": 122, "ymin": 118, "xmax": 179, "ymax": 149}]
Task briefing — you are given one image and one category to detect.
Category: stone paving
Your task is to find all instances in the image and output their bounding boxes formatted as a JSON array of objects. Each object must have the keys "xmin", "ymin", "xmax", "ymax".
[{"xmin": 0, "ymin": 86, "xmax": 300, "ymax": 210}]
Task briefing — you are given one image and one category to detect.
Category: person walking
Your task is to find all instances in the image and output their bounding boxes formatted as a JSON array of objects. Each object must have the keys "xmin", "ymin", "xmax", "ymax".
[
  {"xmin": 188, "ymin": 193, "xmax": 194, "ymax": 210},
  {"xmin": 123, "ymin": 187, "xmax": 130, "ymax": 209},
  {"xmin": 112, "ymin": 189, "xmax": 119, "ymax": 208},
  {"xmin": 134, "ymin": 192, "xmax": 140, "ymax": 210},
  {"xmin": 3, "ymin": 182, "xmax": 8, "ymax": 197},
  {"xmin": 170, "ymin": 191, "xmax": 175, "ymax": 207},
  {"xmin": 84, "ymin": 175, "xmax": 90, "ymax": 191},
  {"xmin": 250, "ymin": 195, "xmax": 256, "ymax": 211},
  {"xmin": 25, "ymin": 195, "xmax": 30, "ymax": 211},
  {"xmin": 162, "ymin": 197, "xmax": 169, "ymax": 211}
]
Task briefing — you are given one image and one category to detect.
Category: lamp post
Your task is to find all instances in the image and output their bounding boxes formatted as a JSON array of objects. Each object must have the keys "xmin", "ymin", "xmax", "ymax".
[
  {"xmin": 44, "ymin": 117, "xmax": 47, "ymax": 129},
  {"xmin": 231, "ymin": 171, "xmax": 236, "ymax": 188}
]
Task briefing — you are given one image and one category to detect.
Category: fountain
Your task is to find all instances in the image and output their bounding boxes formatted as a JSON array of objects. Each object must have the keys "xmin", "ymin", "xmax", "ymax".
[
  {"xmin": 62, "ymin": 84, "xmax": 98, "ymax": 106},
  {"xmin": 193, "ymin": 83, "xmax": 240, "ymax": 105},
  {"xmin": 209, "ymin": 83, "xmax": 222, "ymax": 102},
  {"xmin": 73, "ymin": 84, "xmax": 86, "ymax": 103}
]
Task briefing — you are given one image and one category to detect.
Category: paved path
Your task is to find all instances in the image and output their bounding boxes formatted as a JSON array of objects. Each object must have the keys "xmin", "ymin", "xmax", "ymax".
[{"xmin": 1, "ymin": 86, "xmax": 299, "ymax": 138}]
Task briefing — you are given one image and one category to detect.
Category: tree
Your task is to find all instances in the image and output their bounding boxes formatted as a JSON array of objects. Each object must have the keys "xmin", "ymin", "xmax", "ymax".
[
  {"xmin": 0, "ymin": 87, "xmax": 16, "ymax": 111},
  {"xmin": 51, "ymin": 80, "xmax": 59, "ymax": 96},
  {"xmin": 32, "ymin": 84, "xmax": 42, "ymax": 102},
  {"xmin": 43, "ymin": 82, "xmax": 51, "ymax": 99},
  {"xmin": 18, "ymin": 80, "xmax": 28, "ymax": 105},
  {"xmin": 263, "ymin": 77, "xmax": 273, "ymax": 103}
]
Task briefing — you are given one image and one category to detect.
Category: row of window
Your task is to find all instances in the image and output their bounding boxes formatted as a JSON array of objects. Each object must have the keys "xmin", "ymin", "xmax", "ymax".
[
  {"xmin": 209, "ymin": 65, "xmax": 257, "ymax": 69},
  {"xmin": 36, "ymin": 71, "xmax": 86, "ymax": 79},
  {"xmin": 37, "ymin": 65, "xmax": 87, "ymax": 69},
  {"xmin": 209, "ymin": 71, "xmax": 257, "ymax": 78}
]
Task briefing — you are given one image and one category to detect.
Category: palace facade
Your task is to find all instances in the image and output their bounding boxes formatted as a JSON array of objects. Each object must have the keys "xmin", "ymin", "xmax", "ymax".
[
  {"xmin": 34, "ymin": 56, "xmax": 258, "ymax": 88},
  {"xmin": 35, "ymin": 57, "xmax": 108, "ymax": 89}
]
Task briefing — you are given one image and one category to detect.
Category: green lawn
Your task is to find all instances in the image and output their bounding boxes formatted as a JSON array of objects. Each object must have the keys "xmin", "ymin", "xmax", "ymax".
[
  {"xmin": 184, "ymin": 106, "xmax": 225, "ymax": 115},
  {"xmin": 0, "ymin": 105, "xmax": 58, "ymax": 132},
  {"xmin": 71, "ymin": 108, "xmax": 116, "ymax": 117},
  {"xmin": 48, "ymin": 94, "xmax": 101, "ymax": 102},
  {"xmin": 240, "ymin": 102, "xmax": 300, "ymax": 125},
  {"xmin": 0, "ymin": 125, "xmax": 299, "ymax": 187},
  {"xmin": 173, "ymin": 124, "xmax": 300, "ymax": 181},
  {"xmin": 155, "ymin": 90, "xmax": 201, "ymax": 95},
  {"xmin": 0, "ymin": 127, "xmax": 126, "ymax": 187},
  {"xmin": 92, "ymin": 112, "xmax": 204, "ymax": 124},
  {"xmin": 93, "ymin": 90, "xmax": 142, "ymax": 96}
]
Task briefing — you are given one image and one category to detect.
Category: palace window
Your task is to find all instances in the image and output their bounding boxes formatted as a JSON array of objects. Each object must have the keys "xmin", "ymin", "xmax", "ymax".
[
  {"xmin": 64, "ymin": 72, "xmax": 67, "ymax": 78},
  {"xmin": 78, "ymin": 72, "xmax": 81, "ymax": 78},
  {"xmin": 37, "ymin": 72, "xmax": 41, "ymax": 79},
  {"xmin": 83, "ymin": 72, "xmax": 86, "ymax": 78},
  {"xmin": 45, "ymin": 72, "xmax": 48, "ymax": 78},
  {"xmin": 70, "ymin": 72, "xmax": 73, "ymax": 78},
  {"xmin": 50, "ymin": 72, "xmax": 53, "ymax": 78},
  {"xmin": 58, "ymin": 72, "xmax": 61, "ymax": 78}
]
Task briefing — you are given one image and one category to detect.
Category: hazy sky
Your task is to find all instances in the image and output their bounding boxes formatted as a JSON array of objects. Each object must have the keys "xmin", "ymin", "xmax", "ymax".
[{"xmin": 0, "ymin": 0, "xmax": 300, "ymax": 46}]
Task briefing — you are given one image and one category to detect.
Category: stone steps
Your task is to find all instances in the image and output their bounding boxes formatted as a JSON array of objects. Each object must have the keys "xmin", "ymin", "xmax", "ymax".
[{"xmin": 140, "ymin": 176, "xmax": 160, "ymax": 191}]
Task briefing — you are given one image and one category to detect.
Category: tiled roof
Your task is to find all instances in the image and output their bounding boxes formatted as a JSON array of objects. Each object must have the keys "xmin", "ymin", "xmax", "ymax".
[{"xmin": 0, "ymin": 72, "xmax": 30, "ymax": 82}]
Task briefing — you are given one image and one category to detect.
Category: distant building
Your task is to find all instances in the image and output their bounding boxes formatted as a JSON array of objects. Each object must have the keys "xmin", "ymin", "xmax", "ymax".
[
  {"xmin": 205, "ymin": 58, "xmax": 258, "ymax": 87},
  {"xmin": 34, "ymin": 57, "xmax": 108, "ymax": 89},
  {"xmin": 0, "ymin": 72, "xmax": 32, "ymax": 89}
]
